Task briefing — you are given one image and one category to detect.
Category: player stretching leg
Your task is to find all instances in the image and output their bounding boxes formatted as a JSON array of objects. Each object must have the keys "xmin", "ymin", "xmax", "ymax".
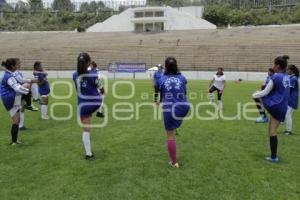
[{"xmin": 158, "ymin": 57, "xmax": 190, "ymax": 168}]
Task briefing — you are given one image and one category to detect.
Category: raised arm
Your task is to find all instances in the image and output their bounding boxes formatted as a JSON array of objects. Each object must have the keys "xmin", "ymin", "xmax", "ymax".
[
  {"xmin": 7, "ymin": 77, "xmax": 29, "ymax": 95},
  {"xmin": 252, "ymin": 80, "xmax": 274, "ymax": 99}
]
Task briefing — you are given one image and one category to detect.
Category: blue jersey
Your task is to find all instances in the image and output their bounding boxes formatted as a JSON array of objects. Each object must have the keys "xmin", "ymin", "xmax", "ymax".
[
  {"xmin": 0, "ymin": 71, "xmax": 17, "ymax": 111},
  {"xmin": 73, "ymin": 71, "xmax": 102, "ymax": 105},
  {"xmin": 288, "ymin": 75, "xmax": 299, "ymax": 109},
  {"xmin": 263, "ymin": 72, "xmax": 290, "ymax": 122},
  {"xmin": 159, "ymin": 74, "xmax": 188, "ymax": 108},
  {"xmin": 265, "ymin": 76, "xmax": 271, "ymax": 85},
  {"xmin": 91, "ymin": 68, "xmax": 99, "ymax": 73},
  {"xmin": 159, "ymin": 73, "xmax": 190, "ymax": 131},
  {"xmin": 73, "ymin": 71, "xmax": 102, "ymax": 118},
  {"xmin": 34, "ymin": 72, "xmax": 50, "ymax": 96},
  {"xmin": 153, "ymin": 70, "xmax": 163, "ymax": 86}
]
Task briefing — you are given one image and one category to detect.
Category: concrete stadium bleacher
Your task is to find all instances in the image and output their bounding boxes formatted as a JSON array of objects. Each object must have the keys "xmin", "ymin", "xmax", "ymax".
[{"xmin": 0, "ymin": 26, "xmax": 299, "ymax": 72}]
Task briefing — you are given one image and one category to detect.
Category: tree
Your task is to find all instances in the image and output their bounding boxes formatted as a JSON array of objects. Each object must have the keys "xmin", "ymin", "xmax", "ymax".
[
  {"xmin": 15, "ymin": 0, "xmax": 30, "ymax": 12},
  {"xmin": 80, "ymin": 1, "xmax": 106, "ymax": 13},
  {"xmin": 0, "ymin": 0, "xmax": 13, "ymax": 12},
  {"xmin": 52, "ymin": 0, "xmax": 75, "ymax": 12},
  {"xmin": 29, "ymin": 0, "xmax": 43, "ymax": 12}
]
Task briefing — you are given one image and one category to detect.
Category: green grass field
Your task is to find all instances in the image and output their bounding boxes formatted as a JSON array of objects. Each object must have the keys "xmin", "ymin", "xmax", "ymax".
[{"xmin": 0, "ymin": 79, "xmax": 299, "ymax": 200}]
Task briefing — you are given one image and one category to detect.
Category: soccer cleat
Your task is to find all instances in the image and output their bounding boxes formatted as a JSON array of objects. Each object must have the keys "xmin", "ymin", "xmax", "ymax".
[
  {"xmin": 24, "ymin": 105, "xmax": 39, "ymax": 112},
  {"xmin": 265, "ymin": 156, "xmax": 279, "ymax": 163},
  {"xmin": 41, "ymin": 115, "xmax": 50, "ymax": 120},
  {"xmin": 284, "ymin": 131, "xmax": 292, "ymax": 136},
  {"xmin": 255, "ymin": 116, "xmax": 269, "ymax": 123},
  {"xmin": 168, "ymin": 161, "xmax": 179, "ymax": 168},
  {"xmin": 96, "ymin": 112, "xmax": 105, "ymax": 118},
  {"xmin": 10, "ymin": 142, "xmax": 17, "ymax": 146},
  {"xmin": 30, "ymin": 105, "xmax": 39, "ymax": 111},
  {"xmin": 19, "ymin": 126, "xmax": 28, "ymax": 131},
  {"xmin": 10, "ymin": 141, "xmax": 23, "ymax": 146},
  {"xmin": 33, "ymin": 98, "xmax": 40, "ymax": 103},
  {"xmin": 85, "ymin": 154, "xmax": 94, "ymax": 160}
]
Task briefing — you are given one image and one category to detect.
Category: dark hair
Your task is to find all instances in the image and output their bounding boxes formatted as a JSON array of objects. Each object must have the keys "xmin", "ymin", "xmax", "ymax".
[
  {"xmin": 164, "ymin": 57, "xmax": 179, "ymax": 75},
  {"xmin": 288, "ymin": 64, "xmax": 299, "ymax": 78},
  {"xmin": 282, "ymin": 55, "xmax": 290, "ymax": 60},
  {"xmin": 91, "ymin": 61, "xmax": 97, "ymax": 68},
  {"xmin": 268, "ymin": 68, "xmax": 275, "ymax": 74},
  {"xmin": 274, "ymin": 56, "xmax": 289, "ymax": 71},
  {"xmin": 1, "ymin": 58, "xmax": 17, "ymax": 70},
  {"xmin": 216, "ymin": 67, "xmax": 224, "ymax": 76},
  {"xmin": 33, "ymin": 61, "xmax": 42, "ymax": 71},
  {"xmin": 77, "ymin": 53, "xmax": 91, "ymax": 75}
]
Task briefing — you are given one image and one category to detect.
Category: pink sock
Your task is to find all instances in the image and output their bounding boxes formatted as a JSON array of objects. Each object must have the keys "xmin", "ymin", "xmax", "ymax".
[{"xmin": 167, "ymin": 139, "xmax": 177, "ymax": 164}]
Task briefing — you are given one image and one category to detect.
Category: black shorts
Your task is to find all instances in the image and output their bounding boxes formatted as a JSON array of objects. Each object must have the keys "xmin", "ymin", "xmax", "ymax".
[{"xmin": 209, "ymin": 86, "xmax": 222, "ymax": 100}]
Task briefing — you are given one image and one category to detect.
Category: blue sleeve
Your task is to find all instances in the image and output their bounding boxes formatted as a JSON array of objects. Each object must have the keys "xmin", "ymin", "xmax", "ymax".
[
  {"xmin": 89, "ymin": 72, "xmax": 99, "ymax": 87},
  {"xmin": 182, "ymin": 75, "xmax": 187, "ymax": 84},
  {"xmin": 72, "ymin": 73, "xmax": 78, "ymax": 90},
  {"xmin": 290, "ymin": 77, "xmax": 297, "ymax": 88},
  {"xmin": 37, "ymin": 74, "xmax": 44, "ymax": 82},
  {"xmin": 270, "ymin": 74, "xmax": 279, "ymax": 84},
  {"xmin": 158, "ymin": 77, "xmax": 164, "ymax": 91}
]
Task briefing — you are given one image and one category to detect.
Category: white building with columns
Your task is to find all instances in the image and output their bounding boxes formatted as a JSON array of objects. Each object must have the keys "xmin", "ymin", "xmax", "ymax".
[{"xmin": 87, "ymin": 6, "xmax": 216, "ymax": 32}]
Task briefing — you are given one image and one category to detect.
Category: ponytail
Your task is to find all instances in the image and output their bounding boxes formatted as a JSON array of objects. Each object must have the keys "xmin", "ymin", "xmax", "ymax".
[
  {"xmin": 289, "ymin": 64, "xmax": 299, "ymax": 78},
  {"xmin": 1, "ymin": 58, "xmax": 17, "ymax": 71},
  {"xmin": 77, "ymin": 53, "xmax": 91, "ymax": 75},
  {"xmin": 274, "ymin": 56, "xmax": 288, "ymax": 71}
]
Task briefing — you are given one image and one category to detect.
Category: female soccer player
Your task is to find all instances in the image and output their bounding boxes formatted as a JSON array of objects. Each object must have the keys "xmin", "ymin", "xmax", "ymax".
[
  {"xmin": 73, "ymin": 53, "xmax": 102, "ymax": 160},
  {"xmin": 208, "ymin": 67, "xmax": 226, "ymax": 110},
  {"xmin": 14, "ymin": 59, "xmax": 39, "ymax": 130},
  {"xmin": 90, "ymin": 61, "xmax": 105, "ymax": 118},
  {"xmin": 284, "ymin": 64, "xmax": 299, "ymax": 135},
  {"xmin": 158, "ymin": 57, "xmax": 190, "ymax": 168},
  {"xmin": 153, "ymin": 64, "xmax": 164, "ymax": 104},
  {"xmin": 33, "ymin": 61, "xmax": 50, "ymax": 120},
  {"xmin": 253, "ymin": 68, "xmax": 275, "ymax": 123},
  {"xmin": 252, "ymin": 56, "xmax": 290, "ymax": 163},
  {"xmin": 0, "ymin": 58, "xmax": 30, "ymax": 145}
]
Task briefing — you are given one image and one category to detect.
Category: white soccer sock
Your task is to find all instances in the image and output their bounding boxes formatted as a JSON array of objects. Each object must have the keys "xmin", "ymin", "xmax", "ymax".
[
  {"xmin": 97, "ymin": 106, "xmax": 102, "ymax": 113},
  {"xmin": 285, "ymin": 107, "xmax": 293, "ymax": 132},
  {"xmin": 98, "ymin": 97, "xmax": 105, "ymax": 113},
  {"xmin": 209, "ymin": 93, "xmax": 214, "ymax": 102},
  {"xmin": 41, "ymin": 105, "xmax": 48, "ymax": 117},
  {"xmin": 19, "ymin": 112, "xmax": 25, "ymax": 128},
  {"xmin": 31, "ymin": 83, "xmax": 39, "ymax": 100},
  {"xmin": 218, "ymin": 100, "xmax": 223, "ymax": 109},
  {"xmin": 82, "ymin": 132, "xmax": 92, "ymax": 156}
]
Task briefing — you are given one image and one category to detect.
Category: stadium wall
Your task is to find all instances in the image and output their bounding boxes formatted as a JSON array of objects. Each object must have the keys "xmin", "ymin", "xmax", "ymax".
[{"xmin": 0, "ymin": 71, "xmax": 267, "ymax": 81}]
